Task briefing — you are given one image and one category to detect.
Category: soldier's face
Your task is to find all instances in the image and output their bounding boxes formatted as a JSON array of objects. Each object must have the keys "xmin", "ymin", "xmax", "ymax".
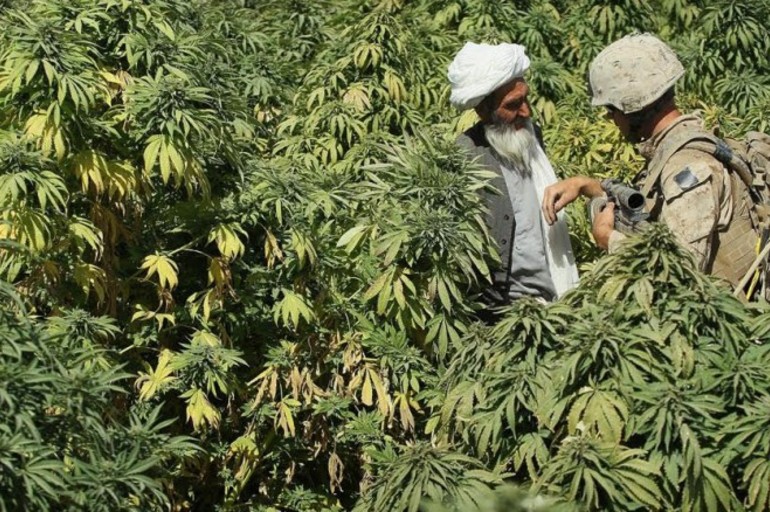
[
  {"xmin": 605, "ymin": 106, "xmax": 640, "ymax": 143},
  {"xmin": 477, "ymin": 79, "xmax": 531, "ymax": 129}
]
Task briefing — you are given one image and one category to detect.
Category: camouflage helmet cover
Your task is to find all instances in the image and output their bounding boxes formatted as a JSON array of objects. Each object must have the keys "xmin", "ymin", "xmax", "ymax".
[{"xmin": 588, "ymin": 33, "xmax": 684, "ymax": 114}]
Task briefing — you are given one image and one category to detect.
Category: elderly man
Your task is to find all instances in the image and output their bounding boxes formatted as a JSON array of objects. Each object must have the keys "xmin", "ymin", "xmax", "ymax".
[
  {"xmin": 448, "ymin": 42, "xmax": 579, "ymax": 307},
  {"xmin": 542, "ymin": 34, "xmax": 757, "ymax": 289}
]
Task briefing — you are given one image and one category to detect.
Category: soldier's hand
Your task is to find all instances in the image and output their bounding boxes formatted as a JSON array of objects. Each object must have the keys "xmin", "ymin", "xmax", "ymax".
[
  {"xmin": 542, "ymin": 177, "xmax": 603, "ymax": 225},
  {"xmin": 592, "ymin": 201, "xmax": 615, "ymax": 250}
]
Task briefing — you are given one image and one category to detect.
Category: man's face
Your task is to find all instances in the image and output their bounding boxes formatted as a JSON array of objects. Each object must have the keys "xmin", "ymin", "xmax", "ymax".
[
  {"xmin": 478, "ymin": 79, "xmax": 531, "ymax": 129},
  {"xmin": 605, "ymin": 106, "xmax": 628, "ymax": 135},
  {"xmin": 605, "ymin": 106, "xmax": 642, "ymax": 143}
]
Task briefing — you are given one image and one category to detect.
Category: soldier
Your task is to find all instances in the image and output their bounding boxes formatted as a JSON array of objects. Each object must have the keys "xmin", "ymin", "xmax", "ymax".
[
  {"xmin": 448, "ymin": 42, "xmax": 579, "ymax": 308},
  {"xmin": 542, "ymin": 33, "xmax": 757, "ymax": 288}
]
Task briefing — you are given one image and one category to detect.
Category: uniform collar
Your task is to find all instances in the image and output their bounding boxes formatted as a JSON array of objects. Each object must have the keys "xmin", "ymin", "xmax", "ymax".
[{"xmin": 636, "ymin": 113, "xmax": 703, "ymax": 160}]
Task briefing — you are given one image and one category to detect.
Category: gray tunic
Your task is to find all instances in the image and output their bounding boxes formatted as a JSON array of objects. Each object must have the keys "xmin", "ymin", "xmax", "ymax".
[{"xmin": 499, "ymin": 161, "xmax": 556, "ymax": 301}]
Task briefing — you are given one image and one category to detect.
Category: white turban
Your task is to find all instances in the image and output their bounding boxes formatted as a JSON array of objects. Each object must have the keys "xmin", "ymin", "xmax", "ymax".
[{"xmin": 447, "ymin": 42, "xmax": 531, "ymax": 110}]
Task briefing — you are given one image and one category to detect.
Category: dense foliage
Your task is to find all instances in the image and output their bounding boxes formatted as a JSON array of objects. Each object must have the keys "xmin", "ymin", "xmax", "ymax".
[
  {"xmin": 0, "ymin": 266, "xmax": 194, "ymax": 511},
  {"xmin": 1, "ymin": 0, "xmax": 769, "ymax": 510}
]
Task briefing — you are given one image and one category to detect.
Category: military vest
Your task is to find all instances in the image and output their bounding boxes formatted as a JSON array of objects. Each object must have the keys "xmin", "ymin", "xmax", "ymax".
[{"xmin": 639, "ymin": 122, "xmax": 758, "ymax": 288}]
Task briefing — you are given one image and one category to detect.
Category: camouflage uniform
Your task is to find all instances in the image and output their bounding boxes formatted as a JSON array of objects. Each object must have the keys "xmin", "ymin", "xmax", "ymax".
[
  {"xmin": 588, "ymin": 34, "xmax": 758, "ymax": 287},
  {"xmin": 608, "ymin": 114, "xmax": 757, "ymax": 286}
]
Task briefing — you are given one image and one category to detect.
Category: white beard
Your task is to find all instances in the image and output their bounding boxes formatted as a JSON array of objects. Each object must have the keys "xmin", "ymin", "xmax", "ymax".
[{"xmin": 484, "ymin": 119, "xmax": 538, "ymax": 171}]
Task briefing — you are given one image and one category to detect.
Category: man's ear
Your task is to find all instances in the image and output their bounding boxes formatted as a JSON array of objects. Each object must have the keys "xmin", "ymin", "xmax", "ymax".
[{"xmin": 474, "ymin": 97, "xmax": 491, "ymax": 123}]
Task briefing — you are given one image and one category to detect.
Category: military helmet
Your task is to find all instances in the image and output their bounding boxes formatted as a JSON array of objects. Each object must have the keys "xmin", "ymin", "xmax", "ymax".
[{"xmin": 588, "ymin": 33, "xmax": 684, "ymax": 114}]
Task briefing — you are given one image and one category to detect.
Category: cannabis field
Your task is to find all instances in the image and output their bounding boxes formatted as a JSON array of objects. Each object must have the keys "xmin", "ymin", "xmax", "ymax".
[{"xmin": 2, "ymin": 0, "xmax": 770, "ymax": 510}]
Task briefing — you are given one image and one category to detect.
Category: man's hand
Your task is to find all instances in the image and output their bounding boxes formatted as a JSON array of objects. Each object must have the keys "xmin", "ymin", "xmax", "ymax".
[
  {"xmin": 542, "ymin": 176, "xmax": 603, "ymax": 225},
  {"xmin": 592, "ymin": 201, "xmax": 615, "ymax": 250}
]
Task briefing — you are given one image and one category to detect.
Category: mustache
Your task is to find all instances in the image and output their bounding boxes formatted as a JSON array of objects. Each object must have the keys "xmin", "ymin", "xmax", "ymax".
[{"xmin": 489, "ymin": 111, "xmax": 527, "ymax": 128}]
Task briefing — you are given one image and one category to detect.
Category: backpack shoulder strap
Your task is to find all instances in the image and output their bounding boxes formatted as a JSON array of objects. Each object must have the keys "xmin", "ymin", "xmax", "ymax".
[
  {"xmin": 642, "ymin": 129, "xmax": 755, "ymax": 198},
  {"xmin": 745, "ymin": 131, "xmax": 770, "ymax": 190}
]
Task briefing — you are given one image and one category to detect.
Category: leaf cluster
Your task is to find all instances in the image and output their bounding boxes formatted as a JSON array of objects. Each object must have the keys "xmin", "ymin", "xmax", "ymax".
[{"xmin": 0, "ymin": 290, "xmax": 195, "ymax": 511}]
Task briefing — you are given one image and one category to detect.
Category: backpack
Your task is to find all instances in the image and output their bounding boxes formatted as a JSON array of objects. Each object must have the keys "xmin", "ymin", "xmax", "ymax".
[{"xmin": 641, "ymin": 127, "xmax": 770, "ymax": 298}]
